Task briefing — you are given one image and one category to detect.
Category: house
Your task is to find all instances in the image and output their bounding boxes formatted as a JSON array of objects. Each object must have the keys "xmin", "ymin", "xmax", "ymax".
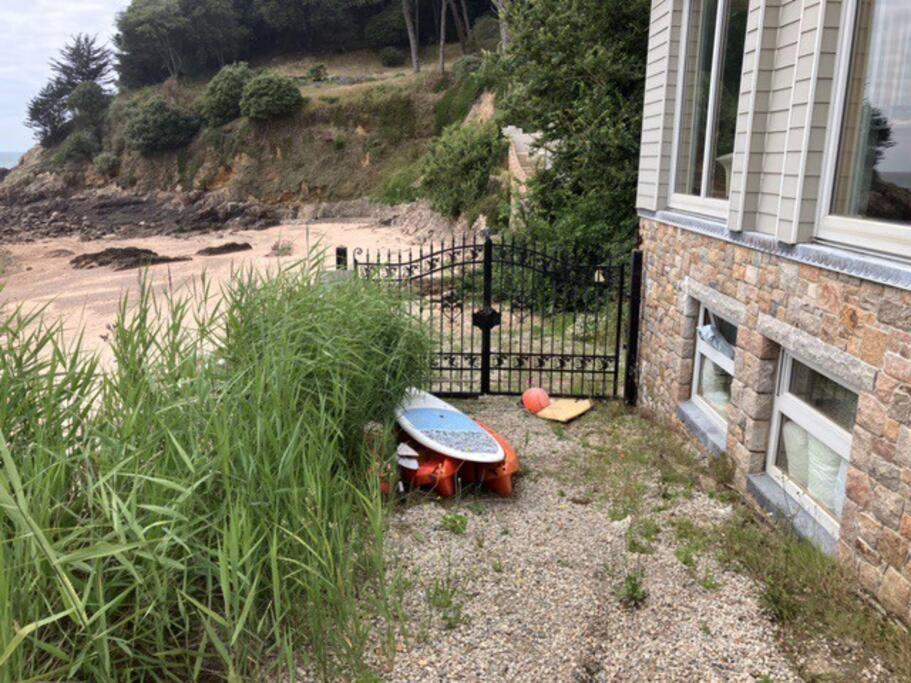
[{"xmin": 634, "ymin": 0, "xmax": 911, "ymax": 622}]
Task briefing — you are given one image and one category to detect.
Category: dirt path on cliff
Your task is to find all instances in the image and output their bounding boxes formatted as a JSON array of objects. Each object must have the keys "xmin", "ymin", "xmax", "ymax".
[{"xmin": 0, "ymin": 218, "xmax": 423, "ymax": 364}]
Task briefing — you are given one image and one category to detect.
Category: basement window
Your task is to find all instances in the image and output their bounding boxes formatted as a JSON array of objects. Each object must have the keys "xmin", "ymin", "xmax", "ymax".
[
  {"xmin": 692, "ymin": 305, "xmax": 738, "ymax": 429},
  {"xmin": 767, "ymin": 355, "xmax": 857, "ymax": 535}
]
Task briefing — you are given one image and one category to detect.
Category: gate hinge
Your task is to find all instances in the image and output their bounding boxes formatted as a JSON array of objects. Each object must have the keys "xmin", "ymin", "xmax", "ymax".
[{"xmin": 472, "ymin": 308, "xmax": 501, "ymax": 331}]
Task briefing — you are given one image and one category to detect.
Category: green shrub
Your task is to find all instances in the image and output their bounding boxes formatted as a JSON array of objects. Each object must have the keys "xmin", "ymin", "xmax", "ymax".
[
  {"xmin": 366, "ymin": 5, "xmax": 408, "ymax": 49},
  {"xmin": 240, "ymin": 72, "xmax": 304, "ymax": 121},
  {"xmin": 452, "ymin": 55, "xmax": 483, "ymax": 82},
  {"xmin": 470, "ymin": 15, "xmax": 502, "ymax": 52},
  {"xmin": 307, "ymin": 63, "xmax": 328, "ymax": 81},
  {"xmin": 420, "ymin": 121, "xmax": 506, "ymax": 218},
  {"xmin": 379, "ymin": 46, "xmax": 407, "ymax": 68},
  {"xmin": 67, "ymin": 81, "xmax": 110, "ymax": 133},
  {"xmin": 124, "ymin": 97, "xmax": 201, "ymax": 155},
  {"xmin": 92, "ymin": 151, "xmax": 119, "ymax": 176},
  {"xmin": 54, "ymin": 130, "xmax": 100, "ymax": 164},
  {"xmin": 434, "ymin": 74, "xmax": 484, "ymax": 133},
  {"xmin": 0, "ymin": 264, "xmax": 431, "ymax": 680},
  {"xmin": 202, "ymin": 62, "xmax": 253, "ymax": 126}
]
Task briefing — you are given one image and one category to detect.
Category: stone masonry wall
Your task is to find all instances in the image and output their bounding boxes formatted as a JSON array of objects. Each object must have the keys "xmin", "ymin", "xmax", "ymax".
[{"xmin": 638, "ymin": 217, "xmax": 911, "ymax": 623}]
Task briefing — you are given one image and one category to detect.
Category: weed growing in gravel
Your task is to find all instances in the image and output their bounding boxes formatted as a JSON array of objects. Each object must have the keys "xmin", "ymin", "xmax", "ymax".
[
  {"xmin": 627, "ymin": 518, "xmax": 660, "ymax": 554},
  {"xmin": 426, "ymin": 575, "xmax": 465, "ymax": 630},
  {"xmin": 492, "ymin": 560, "xmax": 504, "ymax": 573},
  {"xmin": 441, "ymin": 513, "xmax": 468, "ymax": 535},
  {"xmin": 699, "ymin": 571, "xmax": 721, "ymax": 591},
  {"xmin": 673, "ymin": 519, "xmax": 709, "ymax": 569},
  {"xmin": 617, "ymin": 571, "xmax": 649, "ymax": 609}
]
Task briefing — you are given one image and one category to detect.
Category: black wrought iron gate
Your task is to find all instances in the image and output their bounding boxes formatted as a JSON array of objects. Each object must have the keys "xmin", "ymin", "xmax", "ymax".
[{"xmin": 341, "ymin": 236, "xmax": 642, "ymax": 402}]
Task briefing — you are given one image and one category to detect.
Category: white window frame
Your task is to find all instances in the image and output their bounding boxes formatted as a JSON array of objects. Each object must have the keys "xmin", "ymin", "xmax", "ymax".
[
  {"xmin": 691, "ymin": 304, "xmax": 736, "ymax": 431},
  {"xmin": 816, "ymin": 0, "xmax": 911, "ymax": 260},
  {"xmin": 668, "ymin": 0, "xmax": 737, "ymax": 220},
  {"xmin": 765, "ymin": 353, "xmax": 855, "ymax": 537}
]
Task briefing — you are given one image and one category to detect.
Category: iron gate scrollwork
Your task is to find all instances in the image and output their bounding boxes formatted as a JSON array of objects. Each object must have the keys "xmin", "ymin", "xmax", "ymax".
[{"xmin": 348, "ymin": 235, "xmax": 642, "ymax": 401}]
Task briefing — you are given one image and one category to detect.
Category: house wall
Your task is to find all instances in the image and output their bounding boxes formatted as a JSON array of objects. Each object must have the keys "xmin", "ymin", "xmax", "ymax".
[{"xmin": 637, "ymin": 217, "xmax": 911, "ymax": 623}]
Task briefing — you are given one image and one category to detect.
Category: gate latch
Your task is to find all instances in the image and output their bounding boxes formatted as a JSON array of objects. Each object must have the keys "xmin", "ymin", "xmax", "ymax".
[{"xmin": 472, "ymin": 307, "xmax": 501, "ymax": 331}]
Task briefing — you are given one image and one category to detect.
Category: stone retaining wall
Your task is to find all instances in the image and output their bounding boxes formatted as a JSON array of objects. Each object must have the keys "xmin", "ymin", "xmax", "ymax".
[{"xmin": 638, "ymin": 217, "xmax": 911, "ymax": 623}]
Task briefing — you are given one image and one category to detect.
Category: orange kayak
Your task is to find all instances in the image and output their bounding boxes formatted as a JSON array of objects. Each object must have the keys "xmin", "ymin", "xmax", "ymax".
[{"xmin": 396, "ymin": 422, "xmax": 519, "ymax": 498}]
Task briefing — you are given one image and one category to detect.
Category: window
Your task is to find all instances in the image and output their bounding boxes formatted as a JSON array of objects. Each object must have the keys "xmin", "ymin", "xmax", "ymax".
[
  {"xmin": 672, "ymin": 0, "xmax": 750, "ymax": 208},
  {"xmin": 767, "ymin": 356, "xmax": 858, "ymax": 535},
  {"xmin": 819, "ymin": 0, "xmax": 911, "ymax": 257},
  {"xmin": 692, "ymin": 305, "xmax": 738, "ymax": 428}
]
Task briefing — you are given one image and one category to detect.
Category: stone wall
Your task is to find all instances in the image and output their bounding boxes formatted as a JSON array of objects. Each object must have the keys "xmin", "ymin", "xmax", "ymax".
[{"xmin": 638, "ymin": 217, "xmax": 911, "ymax": 623}]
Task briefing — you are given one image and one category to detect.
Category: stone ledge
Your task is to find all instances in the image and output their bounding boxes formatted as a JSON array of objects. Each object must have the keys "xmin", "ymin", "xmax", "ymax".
[
  {"xmin": 677, "ymin": 400, "xmax": 727, "ymax": 457},
  {"xmin": 756, "ymin": 314, "xmax": 877, "ymax": 394},
  {"xmin": 747, "ymin": 473, "xmax": 838, "ymax": 556},
  {"xmin": 682, "ymin": 277, "xmax": 748, "ymax": 325}
]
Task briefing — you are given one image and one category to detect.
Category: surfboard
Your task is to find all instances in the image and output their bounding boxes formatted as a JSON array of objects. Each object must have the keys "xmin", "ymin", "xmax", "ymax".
[{"xmin": 396, "ymin": 389, "xmax": 505, "ymax": 464}]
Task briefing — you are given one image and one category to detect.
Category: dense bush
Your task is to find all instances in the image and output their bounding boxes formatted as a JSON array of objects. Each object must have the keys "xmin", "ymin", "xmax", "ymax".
[
  {"xmin": 66, "ymin": 81, "xmax": 110, "ymax": 134},
  {"xmin": 366, "ymin": 4, "xmax": 409, "ymax": 49},
  {"xmin": 495, "ymin": 0, "xmax": 649, "ymax": 250},
  {"xmin": 124, "ymin": 97, "xmax": 201, "ymax": 155},
  {"xmin": 434, "ymin": 74, "xmax": 484, "ymax": 133},
  {"xmin": 420, "ymin": 121, "xmax": 506, "ymax": 218},
  {"xmin": 307, "ymin": 63, "xmax": 328, "ymax": 81},
  {"xmin": 54, "ymin": 130, "xmax": 101, "ymax": 164},
  {"xmin": 0, "ymin": 265, "xmax": 431, "ymax": 680},
  {"xmin": 202, "ymin": 62, "xmax": 253, "ymax": 126},
  {"xmin": 379, "ymin": 46, "xmax": 407, "ymax": 68},
  {"xmin": 452, "ymin": 54, "xmax": 483, "ymax": 82},
  {"xmin": 470, "ymin": 15, "xmax": 502, "ymax": 52},
  {"xmin": 93, "ymin": 151, "xmax": 119, "ymax": 176},
  {"xmin": 240, "ymin": 72, "xmax": 304, "ymax": 121}
]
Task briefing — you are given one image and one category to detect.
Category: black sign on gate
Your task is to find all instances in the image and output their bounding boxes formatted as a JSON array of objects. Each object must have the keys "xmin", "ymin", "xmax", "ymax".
[{"xmin": 342, "ymin": 235, "xmax": 642, "ymax": 402}]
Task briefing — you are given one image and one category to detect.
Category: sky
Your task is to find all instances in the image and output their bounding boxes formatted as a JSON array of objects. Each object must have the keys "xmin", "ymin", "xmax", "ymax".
[{"xmin": 0, "ymin": 0, "xmax": 127, "ymax": 154}]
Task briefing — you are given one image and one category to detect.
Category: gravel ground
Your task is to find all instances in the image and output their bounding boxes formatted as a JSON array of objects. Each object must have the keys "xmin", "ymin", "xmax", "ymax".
[{"xmin": 369, "ymin": 396, "xmax": 800, "ymax": 682}]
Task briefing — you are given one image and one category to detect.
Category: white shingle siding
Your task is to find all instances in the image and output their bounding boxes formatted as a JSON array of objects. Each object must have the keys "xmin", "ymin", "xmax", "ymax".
[
  {"xmin": 637, "ymin": 0, "xmax": 848, "ymax": 243},
  {"xmin": 636, "ymin": 0, "xmax": 683, "ymax": 212}
]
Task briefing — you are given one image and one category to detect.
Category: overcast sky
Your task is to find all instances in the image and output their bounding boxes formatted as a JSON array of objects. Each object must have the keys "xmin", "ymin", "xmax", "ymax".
[{"xmin": 0, "ymin": 0, "xmax": 127, "ymax": 154}]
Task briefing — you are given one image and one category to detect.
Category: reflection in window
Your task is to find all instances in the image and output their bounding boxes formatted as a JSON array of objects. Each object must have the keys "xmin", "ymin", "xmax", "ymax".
[
  {"xmin": 788, "ymin": 360, "xmax": 858, "ymax": 432},
  {"xmin": 676, "ymin": 0, "xmax": 749, "ymax": 200},
  {"xmin": 833, "ymin": 0, "xmax": 911, "ymax": 224},
  {"xmin": 692, "ymin": 306, "xmax": 738, "ymax": 425}
]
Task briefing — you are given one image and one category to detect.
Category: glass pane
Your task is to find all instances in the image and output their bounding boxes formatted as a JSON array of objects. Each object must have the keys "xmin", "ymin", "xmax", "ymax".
[
  {"xmin": 698, "ymin": 309, "xmax": 738, "ymax": 360},
  {"xmin": 697, "ymin": 355, "xmax": 732, "ymax": 418},
  {"xmin": 776, "ymin": 417, "xmax": 848, "ymax": 518},
  {"xmin": 706, "ymin": 0, "xmax": 750, "ymax": 199},
  {"xmin": 788, "ymin": 361, "xmax": 858, "ymax": 432},
  {"xmin": 675, "ymin": 0, "xmax": 720, "ymax": 196},
  {"xmin": 832, "ymin": 0, "xmax": 911, "ymax": 224}
]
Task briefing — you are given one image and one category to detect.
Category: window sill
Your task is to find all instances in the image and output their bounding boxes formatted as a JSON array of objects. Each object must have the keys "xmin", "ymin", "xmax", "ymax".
[
  {"xmin": 746, "ymin": 473, "xmax": 838, "ymax": 556},
  {"xmin": 638, "ymin": 208, "xmax": 911, "ymax": 293},
  {"xmin": 677, "ymin": 400, "xmax": 727, "ymax": 457}
]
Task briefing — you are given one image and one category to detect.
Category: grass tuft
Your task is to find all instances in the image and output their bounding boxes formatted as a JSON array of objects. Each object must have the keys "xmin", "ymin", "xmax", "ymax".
[{"xmin": 0, "ymin": 261, "xmax": 431, "ymax": 680}]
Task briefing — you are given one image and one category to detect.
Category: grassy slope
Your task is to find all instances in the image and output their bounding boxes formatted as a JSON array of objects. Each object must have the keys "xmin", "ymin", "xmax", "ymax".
[{"xmin": 104, "ymin": 46, "xmax": 468, "ymax": 204}]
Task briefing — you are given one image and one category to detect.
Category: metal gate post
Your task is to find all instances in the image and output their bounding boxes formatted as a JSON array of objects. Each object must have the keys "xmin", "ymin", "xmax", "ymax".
[
  {"xmin": 624, "ymin": 250, "xmax": 644, "ymax": 406},
  {"xmin": 472, "ymin": 234, "xmax": 500, "ymax": 394}
]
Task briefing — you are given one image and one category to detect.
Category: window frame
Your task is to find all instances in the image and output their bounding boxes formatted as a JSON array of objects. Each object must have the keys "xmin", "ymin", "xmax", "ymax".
[
  {"xmin": 691, "ymin": 304, "xmax": 737, "ymax": 431},
  {"xmin": 765, "ymin": 353, "xmax": 855, "ymax": 537},
  {"xmin": 816, "ymin": 0, "xmax": 911, "ymax": 260},
  {"xmin": 669, "ymin": 0, "xmax": 740, "ymax": 219}
]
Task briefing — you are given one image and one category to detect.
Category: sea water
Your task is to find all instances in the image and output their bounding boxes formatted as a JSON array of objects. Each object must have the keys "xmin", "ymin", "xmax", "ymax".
[{"xmin": 0, "ymin": 151, "xmax": 24, "ymax": 168}]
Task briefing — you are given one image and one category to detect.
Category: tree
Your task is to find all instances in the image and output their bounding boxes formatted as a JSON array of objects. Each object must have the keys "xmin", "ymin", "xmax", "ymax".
[
  {"xmin": 26, "ymin": 34, "xmax": 113, "ymax": 146},
  {"xmin": 491, "ymin": 0, "xmax": 511, "ymax": 48},
  {"xmin": 27, "ymin": 82, "xmax": 72, "ymax": 146},
  {"xmin": 67, "ymin": 82, "xmax": 110, "ymax": 136},
  {"xmin": 495, "ymin": 0, "xmax": 649, "ymax": 250},
  {"xmin": 115, "ymin": 0, "xmax": 190, "ymax": 86},
  {"xmin": 50, "ymin": 34, "xmax": 113, "ymax": 91},
  {"xmin": 438, "ymin": 0, "xmax": 447, "ymax": 73},
  {"xmin": 402, "ymin": 0, "xmax": 420, "ymax": 72}
]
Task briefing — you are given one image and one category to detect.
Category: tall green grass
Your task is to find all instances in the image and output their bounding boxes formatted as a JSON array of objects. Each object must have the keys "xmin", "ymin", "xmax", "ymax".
[{"xmin": 0, "ymin": 264, "xmax": 430, "ymax": 680}]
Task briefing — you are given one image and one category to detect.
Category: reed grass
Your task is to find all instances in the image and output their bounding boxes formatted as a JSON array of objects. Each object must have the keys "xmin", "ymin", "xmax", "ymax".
[{"xmin": 0, "ymin": 262, "xmax": 431, "ymax": 680}]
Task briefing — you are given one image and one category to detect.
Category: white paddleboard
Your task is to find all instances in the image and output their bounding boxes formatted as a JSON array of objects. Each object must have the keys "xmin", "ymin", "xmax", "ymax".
[{"xmin": 396, "ymin": 389, "xmax": 505, "ymax": 464}]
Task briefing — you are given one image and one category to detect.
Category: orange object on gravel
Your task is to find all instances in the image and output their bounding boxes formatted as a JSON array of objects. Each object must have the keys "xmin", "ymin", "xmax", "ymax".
[
  {"xmin": 522, "ymin": 387, "xmax": 551, "ymax": 414},
  {"xmin": 459, "ymin": 421, "xmax": 520, "ymax": 497}
]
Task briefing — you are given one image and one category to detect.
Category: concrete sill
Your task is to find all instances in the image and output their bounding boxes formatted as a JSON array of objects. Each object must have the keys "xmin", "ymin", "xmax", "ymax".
[
  {"xmin": 746, "ymin": 473, "xmax": 838, "ymax": 556},
  {"xmin": 676, "ymin": 400, "xmax": 726, "ymax": 457}
]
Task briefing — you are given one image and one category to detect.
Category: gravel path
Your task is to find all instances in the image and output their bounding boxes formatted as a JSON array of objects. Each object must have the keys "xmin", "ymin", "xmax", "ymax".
[{"xmin": 372, "ymin": 396, "xmax": 799, "ymax": 682}]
